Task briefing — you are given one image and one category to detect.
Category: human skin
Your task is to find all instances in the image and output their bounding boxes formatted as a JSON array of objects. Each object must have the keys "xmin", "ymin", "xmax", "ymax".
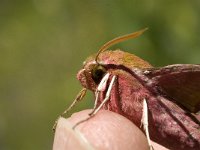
[{"xmin": 53, "ymin": 109, "xmax": 168, "ymax": 150}]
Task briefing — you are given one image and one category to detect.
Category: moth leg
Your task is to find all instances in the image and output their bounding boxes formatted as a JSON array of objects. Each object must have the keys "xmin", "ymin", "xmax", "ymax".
[
  {"xmin": 72, "ymin": 75, "xmax": 116, "ymax": 129},
  {"xmin": 93, "ymin": 91, "xmax": 99, "ymax": 110},
  {"xmin": 88, "ymin": 90, "xmax": 99, "ymax": 116},
  {"xmin": 90, "ymin": 75, "xmax": 116, "ymax": 116},
  {"xmin": 141, "ymin": 99, "xmax": 154, "ymax": 150},
  {"xmin": 89, "ymin": 73, "xmax": 110, "ymax": 115},
  {"xmin": 52, "ymin": 88, "xmax": 87, "ymax": 132}
]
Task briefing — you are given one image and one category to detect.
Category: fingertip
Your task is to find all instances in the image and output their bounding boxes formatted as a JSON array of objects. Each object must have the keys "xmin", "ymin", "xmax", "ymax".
[
  {"xmin": 53, "ymin": 109, "xmax": 149, "ymax": 150},
  {"xmin": 53, "ymin": 118, "xmax": 95, "ymax": 150}
]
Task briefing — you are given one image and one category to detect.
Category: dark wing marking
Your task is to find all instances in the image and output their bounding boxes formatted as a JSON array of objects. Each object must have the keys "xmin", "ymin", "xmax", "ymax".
[{"xmin": 143, "ymin": 64, "xmax": 200, "ymax": 113}]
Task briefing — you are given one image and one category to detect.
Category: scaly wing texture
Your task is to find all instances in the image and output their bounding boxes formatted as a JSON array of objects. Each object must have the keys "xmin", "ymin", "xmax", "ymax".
[{"xmin": 144, "ymin": 64, "xmax": 200, "ymax": 113}]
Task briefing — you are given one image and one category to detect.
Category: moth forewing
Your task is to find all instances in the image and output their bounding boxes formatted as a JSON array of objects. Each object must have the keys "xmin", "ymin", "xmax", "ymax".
[{"xmin": 143, "ymin": 64, "xmax": 200, "ymax": 113}]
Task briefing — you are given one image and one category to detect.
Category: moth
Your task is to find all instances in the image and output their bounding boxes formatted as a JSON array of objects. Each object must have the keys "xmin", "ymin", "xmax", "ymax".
[{"xmin": 56, "ymin": 29, "xmax": 200, "ymax": 150}]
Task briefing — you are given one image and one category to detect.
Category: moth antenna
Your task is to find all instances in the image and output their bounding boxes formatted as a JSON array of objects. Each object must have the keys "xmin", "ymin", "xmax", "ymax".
[{"xmin": 95, "ymin": 28, "xmax": 148, "ymax": 62}]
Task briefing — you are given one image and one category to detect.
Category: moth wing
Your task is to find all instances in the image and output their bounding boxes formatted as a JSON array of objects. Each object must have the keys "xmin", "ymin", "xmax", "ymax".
[{"xmin": 144, "ymin": 64, "xmax": 200, "ymax": 113}]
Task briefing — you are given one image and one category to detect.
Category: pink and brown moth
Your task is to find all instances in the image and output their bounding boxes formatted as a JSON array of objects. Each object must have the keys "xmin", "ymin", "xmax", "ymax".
[{"xmin": 56, "ymin": 29, "xmax": 200, "ymax": 150}]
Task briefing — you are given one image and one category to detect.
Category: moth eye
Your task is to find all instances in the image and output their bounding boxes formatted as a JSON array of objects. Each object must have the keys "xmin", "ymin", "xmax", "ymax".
[{"xmin": 92, "ymin": 65, "xmax": 106, "ymax": 84}]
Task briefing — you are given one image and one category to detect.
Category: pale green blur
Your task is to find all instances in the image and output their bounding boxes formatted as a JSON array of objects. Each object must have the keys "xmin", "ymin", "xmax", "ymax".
[{"xmin": 0, "ymin": 0, "xmax": 200, "ymax": 149}]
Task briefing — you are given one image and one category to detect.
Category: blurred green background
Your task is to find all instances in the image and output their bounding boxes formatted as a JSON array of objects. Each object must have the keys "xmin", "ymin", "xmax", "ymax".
[{"xmin": 0, "ymin": 0, "xmax": 200, "ymax": 149}]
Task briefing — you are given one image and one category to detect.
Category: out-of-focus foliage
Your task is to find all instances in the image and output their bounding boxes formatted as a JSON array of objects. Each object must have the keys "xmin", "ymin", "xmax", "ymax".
[{"xmin": 0, "ymin": 0, "xmax": 200, "ymax": 149}]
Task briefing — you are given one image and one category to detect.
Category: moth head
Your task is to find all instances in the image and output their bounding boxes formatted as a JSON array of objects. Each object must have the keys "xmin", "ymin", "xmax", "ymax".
[{"xmin": 77, "ymin": 60, "xmax": 107, "ymax": 91}]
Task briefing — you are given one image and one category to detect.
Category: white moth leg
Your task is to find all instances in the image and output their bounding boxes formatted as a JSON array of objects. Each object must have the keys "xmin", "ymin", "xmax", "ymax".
[
  {"xmin": 93, "ymin": 91, "xmax": 99, "ymax": 110},
  {"xmin": 73, "ymin": 75, "xmax": 116, "ymax": 129},
  {"xmin": 91, "ymin": 75, "xmax": 116, "ymax": 116},
  {"xmin": 89, "ymin": 73, "xmax": 110, "ymax": 115},
  {"xmin": 141, "ymin": 99, "xmax": 154, "ymax": 150}
]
